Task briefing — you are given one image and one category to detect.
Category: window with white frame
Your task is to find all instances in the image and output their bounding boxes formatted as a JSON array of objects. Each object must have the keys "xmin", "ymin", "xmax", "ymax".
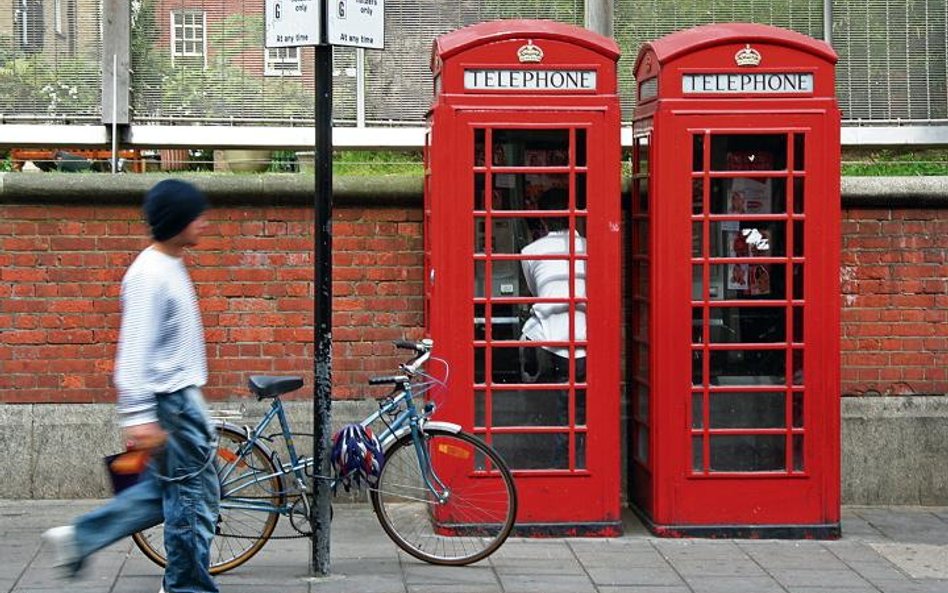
[
  {"xmin": 171, "ymin": 10, "xmax": 206, "ymax": 66},
  {"xmin": 54, "ymin": 0, "xmax": 64, "ymax": 36},
  {"xmin": 265, "ymin": 47, "xmax": 302, "ymax": 76}
]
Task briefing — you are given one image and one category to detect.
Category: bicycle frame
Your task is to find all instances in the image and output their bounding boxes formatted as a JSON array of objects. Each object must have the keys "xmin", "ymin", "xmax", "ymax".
[{"xmin": 216, "ymin": 380, "xmax": 444, "ymax": 517}]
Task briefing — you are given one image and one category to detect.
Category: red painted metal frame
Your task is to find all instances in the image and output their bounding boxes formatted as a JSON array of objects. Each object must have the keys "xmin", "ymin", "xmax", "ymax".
[
  {"xmin": 426, "ymin": 21, "xmax": 622, "ymax": 534},
  {"xmin": 630, "ymin": 24, "xmax": 841, "ymax": 536}
]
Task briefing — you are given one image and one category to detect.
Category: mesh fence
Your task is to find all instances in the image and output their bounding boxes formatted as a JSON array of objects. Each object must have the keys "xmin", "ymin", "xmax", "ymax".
[
  {"xmin": 614, "ymin": 0, "xmax": 826, "ymax": 118},
  {"xmin": 833, "ymin": 0, "xmax": 948, "ymax": 122},
  {"xmin": 0, "ymin": 1, "xmax": 946, "ymax": 126},
  {"xmin": 0, "ymin": 0, "xmax": 102, "ymax": 120}
]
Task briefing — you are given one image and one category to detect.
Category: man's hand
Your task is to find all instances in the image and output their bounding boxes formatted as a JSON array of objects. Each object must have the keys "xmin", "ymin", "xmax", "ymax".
[{"xmin": 124, "ymin": 422, "xmax": 167, "ymax": 451}]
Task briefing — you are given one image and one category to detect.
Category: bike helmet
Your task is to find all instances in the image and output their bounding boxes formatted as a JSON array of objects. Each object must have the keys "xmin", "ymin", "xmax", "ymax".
[{"xmin": 330, "ymin": 424, "xmax": 385, "ymax": 492}]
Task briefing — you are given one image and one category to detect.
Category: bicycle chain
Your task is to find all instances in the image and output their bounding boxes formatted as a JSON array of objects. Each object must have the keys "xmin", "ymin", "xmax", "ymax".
[
  {"xmin": 216, "ymin": 494, "xmax": 314, "ymax": 540},
  {"xmin": 219, "ymin": 531, "xmax": 309, "ymax": 540}
]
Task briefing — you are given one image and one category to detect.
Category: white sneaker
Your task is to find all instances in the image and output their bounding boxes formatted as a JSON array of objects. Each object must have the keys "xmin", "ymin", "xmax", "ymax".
[{"xmin": 41, "ymin": 525, "xmax": 80, "ymax": 577}]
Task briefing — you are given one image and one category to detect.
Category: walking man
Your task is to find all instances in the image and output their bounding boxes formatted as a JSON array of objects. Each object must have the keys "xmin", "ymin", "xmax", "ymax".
[{"xmin": 43, "ymin": 179, "xmax": 219, "ymax": 593}]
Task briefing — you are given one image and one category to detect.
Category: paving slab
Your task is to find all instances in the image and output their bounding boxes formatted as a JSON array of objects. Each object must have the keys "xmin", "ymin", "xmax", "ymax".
[
  {"xmin": 870, "ymin": 543, "xmax": 948, "ymax": 579},
  {"xmin": 2, "ymin": 500, "xmax": 948, "ymax": 593}
]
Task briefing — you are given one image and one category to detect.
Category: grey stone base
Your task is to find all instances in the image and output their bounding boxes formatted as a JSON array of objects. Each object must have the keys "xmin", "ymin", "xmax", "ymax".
[
  {"xmin": 0, "ymin": 399, "xmax": 378, "ymax": 499},
  {"xmin": 842, "ymin": 395, "xmax": 948, "ymax": 505},
  {"xmin": 2, "ymin": 395, "xmax": 947, "ymax": 503}
]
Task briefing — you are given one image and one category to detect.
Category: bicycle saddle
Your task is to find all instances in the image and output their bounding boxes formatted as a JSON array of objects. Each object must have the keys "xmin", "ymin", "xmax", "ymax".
[{"xmin": 248, "ymin": 376, "xmax": 304, "ymax": 399}]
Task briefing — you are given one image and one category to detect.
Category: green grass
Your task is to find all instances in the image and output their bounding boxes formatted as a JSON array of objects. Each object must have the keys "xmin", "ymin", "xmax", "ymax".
[
  {"xmin": 332, "ymin": 150, "xmax": 423, "ymax": 175},
  {"xmin": 841, "ymin": 148, "xmax": 948, "ymax": 176}
]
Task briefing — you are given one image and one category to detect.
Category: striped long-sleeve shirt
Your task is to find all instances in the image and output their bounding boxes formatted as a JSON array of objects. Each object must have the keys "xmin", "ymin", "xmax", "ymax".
[{"xmin": 114, "ymin": 246, "xmax": 207, "ymax": 427}]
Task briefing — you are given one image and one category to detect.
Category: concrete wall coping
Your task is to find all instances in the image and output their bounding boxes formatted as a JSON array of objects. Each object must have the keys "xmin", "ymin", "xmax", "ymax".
[
  {"xmin": 0, "ymin": 172, "xmax": 424, "ymax": 206},
  {"xmin": 2, "ymin": 173, "xmax": 948, "ymax": 208},
  {"xmin": 842, "ymin": 394, "xmax": 948, "ymax": 418}
]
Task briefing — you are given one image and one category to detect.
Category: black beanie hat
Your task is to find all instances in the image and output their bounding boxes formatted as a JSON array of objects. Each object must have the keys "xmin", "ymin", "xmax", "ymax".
[{"xmin": 143, "ymin": 179, "xmax": 208, "ymax": 241}]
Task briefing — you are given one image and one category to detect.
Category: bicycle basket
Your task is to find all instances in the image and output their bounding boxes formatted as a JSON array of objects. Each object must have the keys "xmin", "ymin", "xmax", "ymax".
[{"xmin": 330, "ymin": 424, "xmax": 384, "ymax": 493}]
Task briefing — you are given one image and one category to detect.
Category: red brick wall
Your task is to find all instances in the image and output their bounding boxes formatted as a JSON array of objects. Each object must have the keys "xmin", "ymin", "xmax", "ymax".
[
  {"xmin": 840, "ymin": 208, "xmax": 948, "ymax": 396},
  {"xmin": 0, "ymin": 203, "xmax": 423, "ymax": 403},
  {"xmin": 2, "ymin": 201, "xmax": 945, "ymax": 404}
]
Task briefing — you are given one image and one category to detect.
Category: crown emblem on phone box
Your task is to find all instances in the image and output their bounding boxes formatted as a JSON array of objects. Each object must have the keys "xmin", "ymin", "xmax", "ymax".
[
  {"xmin": 735, "ymin": 44, "xmax": 762, "ymax": 67},
  {"xmin": 518, "ymin": 41, "xmax": 544, "ymax": 63}
]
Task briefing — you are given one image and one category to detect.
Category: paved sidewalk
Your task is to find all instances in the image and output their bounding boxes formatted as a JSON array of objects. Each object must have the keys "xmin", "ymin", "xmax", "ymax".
[{"xmin": 3, "ymin": 500, "xmax": 947, "ymax": 593}]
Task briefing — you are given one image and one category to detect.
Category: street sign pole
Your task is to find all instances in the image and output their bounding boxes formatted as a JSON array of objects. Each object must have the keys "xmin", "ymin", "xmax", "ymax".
[
  {"xmin": 311, "ymin": 0, "xmax": 334, "ymax": 578},
  {"xmin": 265, "ymin": 0, "xmax": 383, "ymax": 577}
]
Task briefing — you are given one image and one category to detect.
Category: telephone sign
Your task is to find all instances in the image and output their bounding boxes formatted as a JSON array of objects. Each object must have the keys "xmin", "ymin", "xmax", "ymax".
[{"xmin": 265, "ymin": 0, "xmax": 320, "ymax": 48}]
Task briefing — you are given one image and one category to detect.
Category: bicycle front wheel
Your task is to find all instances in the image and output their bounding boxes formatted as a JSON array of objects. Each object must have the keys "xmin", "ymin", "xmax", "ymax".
[
  {"xmin": 131, "ymin": 425, "xmax": 284, "ymax": 574},
  {"xmin": 370, "ymin": 428, "xmax": 517, "ymax": 565}
]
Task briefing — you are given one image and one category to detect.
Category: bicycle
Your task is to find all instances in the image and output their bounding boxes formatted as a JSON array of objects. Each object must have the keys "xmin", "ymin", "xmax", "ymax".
[{"xmin": 131, "ymin": 339, "xmax": 517, "ymax": 573}]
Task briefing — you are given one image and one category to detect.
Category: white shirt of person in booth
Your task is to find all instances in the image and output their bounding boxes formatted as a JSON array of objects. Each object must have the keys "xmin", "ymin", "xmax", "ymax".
[{"xmin": 519, "ymin": 188, "xmax": 587, "ymax": 383}]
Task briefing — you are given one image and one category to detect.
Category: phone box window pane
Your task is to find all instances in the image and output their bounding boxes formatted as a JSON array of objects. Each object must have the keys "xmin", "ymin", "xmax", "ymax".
[
  {"xmin": 474, "ymin": 173, "xmax": 485, "ymax": 210},
  {"xmin": 493, "ymin": 129, "xmax": 569, "ymax": 167},
  {"xmin": 793, "ymin": 264, "xmax": 804, "ymax": 300},
  {"xmin": 793, "ymin": 350, "xmax": 804, "ymax": 385},
  {"xmin": 575, "ymin": 433, "xmax": 586, "ymax": 469},
  {"xmin": 637, "ymin": 137, "xmax": 650, "ymax": 174},
  {"xmin": 575, "ymin": 129, "xmax": 587, "ymax": 167},
  {"xmin": 576, "ymin": 389, "xmax": 586, "ymax": 425},
  {"xmin": 793, "ymin": 391, "xmax": 804, "ymax": 427},
  {"xmin": 489, "ymin": 389, "xmax": 570, "ymax": 426},
  {"xmin": 692, "ymin": 178, "xmax": 703, "ymax": 214},
  {"xmin": 692, "ymin": 307, "xmax": 703, "ymax": 343},
  {"xmin": 491, "ymin": 173, "xmax": 570, "ymax": 211},
  {"xmin": 692, "ymin": 435, "xmax": 703, "ymax": 471},
  {"xmin": 708, "ymin": 307, "xmax": 786, "ymax": 344},
  {"xmin": 692, "ymin": 350, "xmax": 704, "ymax": 386},
  {"xmin": 711, "ymin": 177, "xmax": 786, "ymax": 214},
  {"xmin": 474, "ymin": 390, "xmax": 486, "ymax": 426},
  {"xmin": 692, "ymin": 135, "xmax": 704, "ymax": 172},
  {"xmin": 710, "ymin": 435, "xmax": 786, "ymax": 472},
  {"xmin": 710, "ymin": 134, "xmax": 788, "ymax": 171},
  {"xmin": 709, "ymin": 391, "xmax": 786, "ymax": 429},
  {"xmin": 793, "ymin": 306, "xmax": 804, "ymax": 343},
  {"xmin": 794, "ymin": 177, "xmax": 805, "ymax": 213},
  {"xmin": 793, "ymin": 134, "xmax": 805, "ymax": 171},
  {"xmin": 492, "ymin": 433, "xmax": 568, "ymax": 470},
  {"xmin": 706, "ymin": 264, "xmax": 786, "ymax": 301},
  {"xmin": 793, "ymin": 220, "xmax": 805, "ymax": 257},
  {"xmin": 692, "ymin": 392, "xmax": 703, "ymax": 428},
  {"xmin": 711, "ymin": 350, "xmax": 786, "ymax": 384},
  {"xmin": 474, "ymin": 347, "xmax": 486, "ymax": 384},
  {"xmin": 793, "ymin": 434, "xmax": 804, "ymax": 471},
  {"xmin": 575, "ymin": 173, "xmax": 587, "ymax": 210},
  {"xmin": 711, "ymin": 221, "xmax": 784, "ymax": 258},
  {"xmin": 475, "ymin": 260, "xmax": 524, "ymax": 298},
  {"xmin": 475, "ymin": 129, "xmax": 486, "ymax": 166}
]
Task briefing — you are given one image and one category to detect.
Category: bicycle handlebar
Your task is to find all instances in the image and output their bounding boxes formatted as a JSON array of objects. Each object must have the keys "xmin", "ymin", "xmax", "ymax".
[
  {"xmin": 368, "ymin": 374, "xmax": 409, "ymax": 386},
  {"xmin": 393, "ymin": 339, "xmax": 431, "ymax": 353},
  {"xmin": 368, "ymin": 339, "xmax": 435, "ymax": 385}
]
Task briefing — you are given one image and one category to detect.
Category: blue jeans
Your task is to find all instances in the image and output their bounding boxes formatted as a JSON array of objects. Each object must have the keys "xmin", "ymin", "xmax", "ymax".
[{"xmin": 74, "ymin": 387, "xmax": 220, "ymax": 593}]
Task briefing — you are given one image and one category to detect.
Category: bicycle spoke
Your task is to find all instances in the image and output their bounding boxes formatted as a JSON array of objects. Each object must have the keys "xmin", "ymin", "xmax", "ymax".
[
  {"xmin": 371, "ymin": 430, "xmax": 516, "ymax": 565},
  {"xmin": 131, "ymin": 427, "xmax": 282, "ymax": 574}
]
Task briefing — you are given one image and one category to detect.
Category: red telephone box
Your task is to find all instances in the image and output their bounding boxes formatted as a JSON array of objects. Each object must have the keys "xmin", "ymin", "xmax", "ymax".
[
  {"xmin": 629, "ymin": 24, "xmax": 841, "ymax": 537},
  {"xmin": 425, "ymin": 20, "xmax": 622, "ymax": 534}
]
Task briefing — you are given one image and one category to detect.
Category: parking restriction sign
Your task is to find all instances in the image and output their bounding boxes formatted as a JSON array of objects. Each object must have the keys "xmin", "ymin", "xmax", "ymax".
[
  {"xmin": 265, "ymin": 0, "xmax": 320, "ymax": 47},
  {"xmin": 329, "ymin": 0, "xmax": 384, "ymax": 49}
]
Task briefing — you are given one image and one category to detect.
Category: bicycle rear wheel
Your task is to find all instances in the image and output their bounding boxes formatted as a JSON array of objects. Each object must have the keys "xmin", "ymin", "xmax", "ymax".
[
  {"xmin": 370, "ymin": 428, "xmax": 517, "ymax": 565},
  {"xmin": 131, "ymin": 425, "xmax": 284, "ymax": 574}
]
